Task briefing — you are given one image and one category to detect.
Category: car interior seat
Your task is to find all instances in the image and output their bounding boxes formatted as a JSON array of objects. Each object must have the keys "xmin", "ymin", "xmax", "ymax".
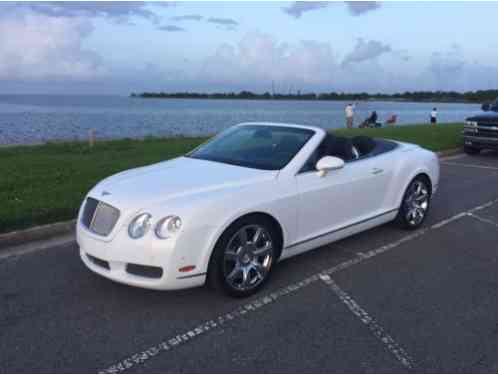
[
  {"xmin": 325, "ymin": 135, "xmax": 354, "ymax": 161},
  {"xmin": 352, "ymin": 136, "xmax": 376, "ymax": 157}
]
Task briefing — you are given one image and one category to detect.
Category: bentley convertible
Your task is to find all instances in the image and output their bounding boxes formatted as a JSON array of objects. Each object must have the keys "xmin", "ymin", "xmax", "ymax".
[{"xmin": 77, "ymin": 122, "xmax": 439, "ymax": 297}]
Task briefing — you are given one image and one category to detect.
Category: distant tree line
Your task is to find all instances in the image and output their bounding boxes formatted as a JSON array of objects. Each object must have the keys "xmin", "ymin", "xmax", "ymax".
[{"xmin": 131, "ymin": 89, "xmax": 498, "ymax": 103}]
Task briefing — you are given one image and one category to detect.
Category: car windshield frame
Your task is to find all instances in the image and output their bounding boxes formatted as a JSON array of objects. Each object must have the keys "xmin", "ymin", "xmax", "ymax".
[{"xmin": 186, "ymin": 125, "xmax": 316, "ymax": 170}]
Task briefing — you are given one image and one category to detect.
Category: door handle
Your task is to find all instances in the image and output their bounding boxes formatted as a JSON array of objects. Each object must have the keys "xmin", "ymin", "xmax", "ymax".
[{"xmin": 372, "ymin": 168, "xmax": 383, "ymax": 175}]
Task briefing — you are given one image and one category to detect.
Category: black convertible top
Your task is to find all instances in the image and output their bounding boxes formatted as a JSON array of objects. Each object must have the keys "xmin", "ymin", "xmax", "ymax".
[{"xmin": 324, "ymin": 134, "xmax": 398, "ymax": 161}]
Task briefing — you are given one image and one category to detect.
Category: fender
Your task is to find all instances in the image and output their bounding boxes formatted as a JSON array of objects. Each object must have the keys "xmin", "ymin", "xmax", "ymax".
[
  {"xmin": 196, "ymin": 207, "xmax": 289, "ymax": 274},
  {"xmin": 396, "ymin": 167, "xmax": 433, "ymax": 208}
]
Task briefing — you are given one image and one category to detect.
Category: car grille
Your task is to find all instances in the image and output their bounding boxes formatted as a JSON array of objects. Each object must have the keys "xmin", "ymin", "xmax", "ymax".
[
  {"xmin": 476, "ymin": 128, "xmax": 498, "ymax": 138},
  {"xmin": 86, "ymin": 254, "xmax": 110, "ymax": 270},
  {"xmin": 477, "ymin": 121, "xmax": 498, "ymax": 127},
  {"xmin": 126, "ymin": 263, "xmax": 163, "ymax": 279},
  {"xmin": 81, "ymin": 197, "xmax": 120, "ymax": 236}
]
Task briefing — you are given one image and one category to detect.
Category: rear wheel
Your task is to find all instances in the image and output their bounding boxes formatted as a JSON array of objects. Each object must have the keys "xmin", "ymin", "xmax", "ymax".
[
  {"xmin": 464, "ymin": 145, "xmax": 481, "ymax": 155},
  {"xmin": 208, "ymin": 216, "xmax": 278, "ymax": 297},
  {"xmin": 395, "ymin": 176, "xmax": 431, "ymax": 230}
]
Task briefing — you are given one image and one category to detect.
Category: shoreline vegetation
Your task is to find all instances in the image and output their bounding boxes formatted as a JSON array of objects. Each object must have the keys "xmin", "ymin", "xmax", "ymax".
[
  {"xmin": 131, "ymin": 90, "xmax": 498, "ymax": 103},
  {"xmin": 2, "ymin": 123, "xmax": 463, "ymax": 234}
]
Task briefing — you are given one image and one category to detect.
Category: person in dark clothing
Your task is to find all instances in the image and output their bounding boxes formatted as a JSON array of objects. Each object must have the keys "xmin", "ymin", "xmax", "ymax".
[
  {"xmin": 369, "ymin": 111, "xmax": 378, "ymax": 124},
  {"xmin": 359, "ymin": 111, "xmax": 379, "ymax": 128}
]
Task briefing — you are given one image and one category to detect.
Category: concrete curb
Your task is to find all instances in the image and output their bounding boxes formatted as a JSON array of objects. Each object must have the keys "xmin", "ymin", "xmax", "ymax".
[
  {"xmin": 437, "ymin": 148, "xmax": 463, "ymax": 158},
  {"xmin": 0, "ymin": 148, "xmax": 465, "ymax": 250},
  {"xmin": 0, "ymin": 220, "xmax": 76, "ymax": 250}
]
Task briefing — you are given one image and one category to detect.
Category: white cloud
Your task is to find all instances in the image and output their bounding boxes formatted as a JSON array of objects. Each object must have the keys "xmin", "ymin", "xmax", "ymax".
[
  {"xmin": 0, "ymin": 13, "xmax": 106, "ymax": 81},
  {"xmin": 424, "ymin": 44, "xmax": 498, "ymax": 91},
  {"xmin": 200, "ymin": 32, "xmax": 338, "ymax": 91}
]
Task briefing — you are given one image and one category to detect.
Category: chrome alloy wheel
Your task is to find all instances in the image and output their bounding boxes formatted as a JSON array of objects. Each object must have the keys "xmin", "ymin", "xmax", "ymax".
[
  {"xmin": 404, "ymin": 180, "xmax": 430, "ymax": 226},
  {"xmin": 223, "ymin": 225, "xmax": 274, "ymax": 292}
]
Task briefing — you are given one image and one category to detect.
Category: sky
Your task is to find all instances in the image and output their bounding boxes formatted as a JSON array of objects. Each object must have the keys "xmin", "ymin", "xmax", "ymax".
[{"xmin": 1, "ymin": 1, "xmax": 498, "ymax": 95}]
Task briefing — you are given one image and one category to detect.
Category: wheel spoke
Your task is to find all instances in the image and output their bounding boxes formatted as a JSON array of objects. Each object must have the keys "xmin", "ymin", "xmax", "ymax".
[
  {"xmin": 415, "ymin": 192, "xmax": 428, "ymax": 202},
  {"xmin": 252, "ymin": 228, "xmax": 263, "ymax": 245},
  {"xmin": 241, "ymin": 267, "xmax": 250, "ymax": 288},
  {"xmin": 406, "ymin": 209, "xmax": 415, "ymax": 222},
  {"xmin": 238, "ymin": 228, "xmax": 248, "ymax": 245},
  {"xmin": 254, "ymin": 241, "xmax": 272, "ymax": 256},
  {"xmin": 251, "ymin": 262, "xmax": 266, "ymax": 280},
  {"xmin": 226, "ymin": 266, "xmax": 242, "ymax": 282}
]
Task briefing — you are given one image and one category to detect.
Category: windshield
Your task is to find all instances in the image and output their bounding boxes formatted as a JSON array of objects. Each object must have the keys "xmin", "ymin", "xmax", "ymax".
[{"xmin": 187, "ymin": 125, "xmax": 315, "ymax": 170}]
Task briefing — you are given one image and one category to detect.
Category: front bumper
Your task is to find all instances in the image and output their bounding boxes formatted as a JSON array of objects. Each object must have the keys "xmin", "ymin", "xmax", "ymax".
[
  {"xmin": 77, "ymin": 223, "xmax": 207, "ymax": 290},
  {"xmin": 463, "ymin": 135, "xmax": 498, "ymax": 150}
]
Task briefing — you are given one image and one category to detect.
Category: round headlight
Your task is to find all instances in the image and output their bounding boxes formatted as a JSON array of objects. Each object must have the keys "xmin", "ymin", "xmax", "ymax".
[
  {"xmin": 128, "ymin": 213, "xmax": 152, "ymax": 239},
  {"xmin": 155, "ymin": 216, "xmax": 182, "ymax": 239}
]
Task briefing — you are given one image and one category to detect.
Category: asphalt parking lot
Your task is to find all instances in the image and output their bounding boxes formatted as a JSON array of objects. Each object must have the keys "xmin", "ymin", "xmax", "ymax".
[{"xmin": 2, "ymin": 152, "xmax": 498, "ymax": 373}]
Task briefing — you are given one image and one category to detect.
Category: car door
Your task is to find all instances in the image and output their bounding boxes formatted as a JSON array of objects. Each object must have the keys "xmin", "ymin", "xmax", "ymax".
[{"xmin": 295, "ymin": 153, "xmax": 392, "ymax": 244}]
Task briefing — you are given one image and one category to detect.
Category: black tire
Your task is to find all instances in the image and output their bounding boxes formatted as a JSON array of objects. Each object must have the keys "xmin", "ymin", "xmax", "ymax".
[
  {"xmin": 207, "ymin": 215, "xmax": 280, "ymax": 298},
  {"xmin": 395, "ymin": 176, "xmax": 431, "ymax": 230},
  {"xmin": 464, "ymin": 145, "xmax": 481, "ymax": 155}
]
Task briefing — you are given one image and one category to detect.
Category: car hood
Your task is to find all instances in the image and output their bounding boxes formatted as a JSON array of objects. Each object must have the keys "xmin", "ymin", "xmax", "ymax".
[
  {"xmin": 466, "ymin": 111, "xmax": 498, "ymax": 123},
  {"xmin": 89, "ymin": 157, "xmax": 277, "ymax": 212}
]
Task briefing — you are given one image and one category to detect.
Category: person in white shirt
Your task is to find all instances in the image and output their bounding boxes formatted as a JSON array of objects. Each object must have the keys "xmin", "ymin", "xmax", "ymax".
[
  {"xmin": 345, "ymin": 104, "xmax": 354, "ymax": 128},
  {"xmin": 430, "ymin": 107, "xmax": 437, "ymax": 125}
]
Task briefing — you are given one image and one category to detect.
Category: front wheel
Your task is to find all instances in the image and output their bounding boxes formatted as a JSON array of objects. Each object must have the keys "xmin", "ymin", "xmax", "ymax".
[
  {"xmin": 395, "ymin": 177, "xmax": 431, "ymax": 230},
  {"xmin": 208, "ymin": 217, "xmax": 278, "ymax": 297}
]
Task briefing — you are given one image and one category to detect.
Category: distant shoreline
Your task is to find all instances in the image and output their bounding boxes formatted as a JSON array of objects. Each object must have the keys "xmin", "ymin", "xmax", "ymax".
[{"xmin": 131, "ymin": 90, "xmax": 496, "ymax": 104}]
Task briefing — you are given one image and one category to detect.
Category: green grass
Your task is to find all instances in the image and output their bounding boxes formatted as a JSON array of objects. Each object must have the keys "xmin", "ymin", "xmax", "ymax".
[
  {"xmin": 334, "ymin": 123, "xmax": 463, "ymax": 151},
  {"xmin": 0, "ymin": 123, "xmax": 463, "ymax": 234}
]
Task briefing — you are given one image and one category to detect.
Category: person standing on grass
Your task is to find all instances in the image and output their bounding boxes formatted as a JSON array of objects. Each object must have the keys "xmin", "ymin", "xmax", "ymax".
[
  {"xmin": 345, "ymin": 103, "xmax": 354, "ymax": 128},
  {"xmin": 430, "ymin": 107, "xmax": 437, "ymax": 125}
]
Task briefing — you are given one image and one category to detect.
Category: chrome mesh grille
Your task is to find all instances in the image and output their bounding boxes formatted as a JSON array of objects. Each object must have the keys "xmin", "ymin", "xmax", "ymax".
[{"xmin": 81, "ymin": 197, "xmax": 120, "ymax": 236}]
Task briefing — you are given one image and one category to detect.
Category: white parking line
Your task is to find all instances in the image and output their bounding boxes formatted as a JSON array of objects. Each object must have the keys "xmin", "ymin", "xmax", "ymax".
[
  {"xmin": 468, "ymin": 213, "xmax": 498, "ymax": 229},
  {"xmin": 99, "ymin": 274, "xmax": 321, "ymax": 373},
  {"xmin": 99, "ymin": 198, "xmax": 498, "ymax": 374},
  {"xmin": 441, "ymin": 162, "xmax": 498, "ymax": 171},
  {"xmin": 319, "ymin": 274, "xmax": 416, "ymax": 370}
]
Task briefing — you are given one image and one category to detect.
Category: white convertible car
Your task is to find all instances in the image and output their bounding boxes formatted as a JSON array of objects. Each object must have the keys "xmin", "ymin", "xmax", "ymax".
[{"xmin": 77, "ymin": 122, "xmax": 439, "ymax": 297}]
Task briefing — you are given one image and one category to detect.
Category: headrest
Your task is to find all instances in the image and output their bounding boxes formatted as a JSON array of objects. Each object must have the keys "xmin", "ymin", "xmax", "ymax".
[
  {"xmin": 326, "ymin": 136, "xmax": 353, "ymax": 161},
  {"xmin": 352, "ymin": 136, "xmax": 376, "ymax": 155}
]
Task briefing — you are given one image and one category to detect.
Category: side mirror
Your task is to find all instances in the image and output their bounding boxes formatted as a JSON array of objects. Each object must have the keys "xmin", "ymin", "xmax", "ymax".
[
  {"xmin": 316, "ymin": 156, "xmax": 344, "ymax": 177},
  {"xmin": 482, "ymin": 103, "xmax": 490, "ymax": 112}
]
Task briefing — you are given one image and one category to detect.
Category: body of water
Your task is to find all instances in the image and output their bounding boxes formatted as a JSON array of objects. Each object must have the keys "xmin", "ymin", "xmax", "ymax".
[{"xmin": 0, "ymin": 95, "xmax": 480, "ymax": 145}]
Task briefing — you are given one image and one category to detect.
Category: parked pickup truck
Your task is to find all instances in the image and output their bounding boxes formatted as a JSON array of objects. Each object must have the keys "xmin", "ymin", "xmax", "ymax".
[{"xmin": 464, "ymin": 100, "xmax": 498, "ymax": 154}]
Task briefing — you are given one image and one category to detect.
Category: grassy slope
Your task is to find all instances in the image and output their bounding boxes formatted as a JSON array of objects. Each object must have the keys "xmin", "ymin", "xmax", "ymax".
[{"xmin": 0, "ymin": 123, "xmax": 463, "ymax": 233}]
